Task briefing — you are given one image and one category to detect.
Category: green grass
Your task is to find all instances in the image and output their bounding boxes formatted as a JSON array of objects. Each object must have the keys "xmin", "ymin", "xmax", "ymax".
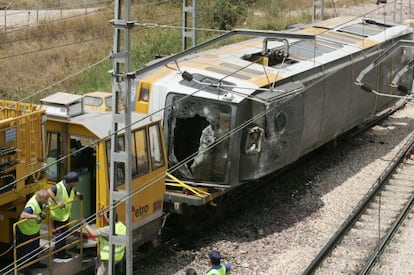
[{"xmin": 0, "ymin": 0, "xmax": 369, "ymax": 101}]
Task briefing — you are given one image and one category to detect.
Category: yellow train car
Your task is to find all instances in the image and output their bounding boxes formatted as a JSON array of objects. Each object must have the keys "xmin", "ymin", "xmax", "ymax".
[
  {"xmin": 0, "ymin": 100, "xmax": 47, "ymax": 250},
  {"xmin": 40, "ymin": 92, "xmax": 167, "ymax": 246},
  {"xmin": 83, "ymin": 91, "xmax": 113, "ymax": 112}
]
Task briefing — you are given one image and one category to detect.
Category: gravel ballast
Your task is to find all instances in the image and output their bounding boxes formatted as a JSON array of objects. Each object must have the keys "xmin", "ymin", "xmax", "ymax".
[{"xmin": 137, "ymin": 3, "xmax": 414, "ymax": 274}]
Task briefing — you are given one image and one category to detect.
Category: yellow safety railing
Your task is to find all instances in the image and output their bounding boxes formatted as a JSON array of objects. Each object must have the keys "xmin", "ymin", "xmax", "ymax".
[{"xmin": 13, "ymin": 197, "xmax": 84, "ymax": 275}]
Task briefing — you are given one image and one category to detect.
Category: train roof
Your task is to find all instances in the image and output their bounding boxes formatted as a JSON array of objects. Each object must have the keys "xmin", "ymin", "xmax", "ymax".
[
  {"xmin": 136, "ymin": 16, "xmax": 413, "ymax": 104},
  {"xmin": 63, "ymin": 110, "xmax": 161, "ymax": 139},
  {"xmin": 42, "ymin": 91, "xmax": 161, "ymax": 139}
]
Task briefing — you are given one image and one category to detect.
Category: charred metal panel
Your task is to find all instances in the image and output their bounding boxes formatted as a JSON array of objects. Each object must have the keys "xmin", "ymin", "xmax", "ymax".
[
  {"xmin": 239, "ymin": 83, "xmax": 305, "ymax": 181},
  {"xmin": 300, "ymin": 72, "xmax": 325, "ymax": 154},
  {"xmin": 320, "ymin": 56, "xmax": 354, "ymax": 139},
  {"xmin": 164, "ymin": 94, "xmax": 233, "ymax": 184}
]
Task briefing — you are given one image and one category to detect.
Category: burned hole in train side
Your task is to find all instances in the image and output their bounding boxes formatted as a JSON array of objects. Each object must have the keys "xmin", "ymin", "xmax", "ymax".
[
  {"xmin": 173, "ymin": 115, "xmax": 209, "ymax": 169},
  {"xmin": 167, "ymin": 96, "xmax": 231, "ymax": 182}
]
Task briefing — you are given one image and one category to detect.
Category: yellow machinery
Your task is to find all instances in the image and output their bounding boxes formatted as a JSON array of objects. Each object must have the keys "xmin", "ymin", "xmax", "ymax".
[
  {"xmin": 0, "ymin": 92, "xmax": 167, "ymax": 262},
  {"xmin": 41, "ymin": 92, "xmax": 167, "ymax": 246},
  {"xmin": 0, "ymin": 100, "xmax": 47, "ymax": 248}
]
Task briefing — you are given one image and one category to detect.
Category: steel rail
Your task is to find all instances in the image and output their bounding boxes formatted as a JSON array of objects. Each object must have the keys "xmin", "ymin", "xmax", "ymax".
[
  {"xmin": 303, "ymin": 132, "xmax": 414, "ymax": 275},
  {"xmin": 358, "ymin": 134, "xmax": 414, "ymax": 274}
]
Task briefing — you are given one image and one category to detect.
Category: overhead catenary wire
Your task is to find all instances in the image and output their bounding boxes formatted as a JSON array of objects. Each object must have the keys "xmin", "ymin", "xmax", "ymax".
[
  {"xmin": 0, "ymin": 44, "xmax": 292, "ymax": 272},
  {"xmin": 0, "ymin": 0, "xmax": 410, "ymax": 211},
  {"xmin": 0, "ymin": 0, "xmax": 411, "ymax": 198},
  {"xmin": 0, "ymin": 44, "xmax": 377, "ymax": 273},
  {"xmin": 1, "ymin": 2, "xmax": 412, "ymax": 272}
]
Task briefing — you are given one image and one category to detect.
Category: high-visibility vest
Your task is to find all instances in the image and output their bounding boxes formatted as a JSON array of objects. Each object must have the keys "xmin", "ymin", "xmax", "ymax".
[
  {"xmin": 17, "ymin": 195, "xmax": 42, "ymax": 236},
  {"xmin": 206, "ymin": 264, "xmax": 227, "ymax": 275},
  {"xmin": 49, "ymin": 180, "xmax": 75, "ymax": 222},
  {"xmin": 99, "ymin": 222, "xmax": 126, "ymax": 262}
]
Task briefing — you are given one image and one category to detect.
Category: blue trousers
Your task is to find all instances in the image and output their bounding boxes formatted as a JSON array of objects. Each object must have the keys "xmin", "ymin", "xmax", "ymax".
[
  {"xmin": 52, "ymin": 219, "xmax": 69, "ymax": 253},
  {"xmin": 17, "ymin": 228, "xmax": 40, "ymax": 267}
]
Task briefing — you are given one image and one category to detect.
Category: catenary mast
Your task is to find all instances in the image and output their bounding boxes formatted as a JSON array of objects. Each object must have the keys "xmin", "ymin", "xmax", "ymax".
[{"xmin": 109, "ymin": 0, "xmax": 134, "ymax": 274}]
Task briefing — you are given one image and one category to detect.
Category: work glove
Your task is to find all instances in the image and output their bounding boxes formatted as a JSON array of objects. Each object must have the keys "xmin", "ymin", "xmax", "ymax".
[
  {"xmin": 77, "ymin": 193, "xmax": 83, "ymax": 200},
  {"xmin": 39, "ymin": 211, "xmax": 47, "ymax": 220}
]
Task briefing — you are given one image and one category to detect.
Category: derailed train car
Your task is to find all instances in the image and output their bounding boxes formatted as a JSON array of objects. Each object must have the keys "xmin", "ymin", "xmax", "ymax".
[{"xmin": 132, "ymin": 16, "xmax": 413, "ymax": 214}]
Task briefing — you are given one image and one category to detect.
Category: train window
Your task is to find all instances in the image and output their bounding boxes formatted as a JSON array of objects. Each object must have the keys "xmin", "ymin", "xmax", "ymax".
[
  {"xmin": 105, "ymin": 96, "xmax": 112, "ymax": 108},
  {"xmin": 245, "ymin": 126, "xmax": 263, "ymax": 154},
  {"xmin": 319, "ymin": 31, "xmax": 363, "ymax": 45},
  {"xmin": 140, "ymin": 87, "xmax": 149, "ymax": 102},
  {"xmin": 132, "ymin": 129, "xmax": 149, "ymax": 176},
  {"xmin": 289, "ymin": 39, "xmax": 338, "ymax": 60},
  {"xmin": 83, "ymin": 96, "xmax": 103, "ymax": 107},
  {"xmin": 149, "ymin": 124, "xmax": 165, "ymax": 170},
  {"xmin": 105, "ymin": 136, "xmax": 125, "ymax": 186},
  {"xmin": 338, "ymin": 22, "xmax": 390, "ymax": 37}
]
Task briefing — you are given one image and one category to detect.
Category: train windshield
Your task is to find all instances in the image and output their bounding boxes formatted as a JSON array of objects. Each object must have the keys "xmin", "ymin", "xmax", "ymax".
[{"xmin": 166, "ymin": 95, "xmax": 231, "ymax": 182}]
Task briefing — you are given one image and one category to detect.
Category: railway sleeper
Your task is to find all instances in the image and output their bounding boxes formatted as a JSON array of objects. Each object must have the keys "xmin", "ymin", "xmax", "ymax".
[
  {"xmin": 387, "ymin": 178, "xmax": 414, "ymax": 187},
  {"xmin": 368, "ymin": 200, "xmax": 406, "ymax": 210},
  {"xmin": 398, "ymin": 159, "xmax": 414, "ymax": 167},
  {"xmin": 324, "ymin": 254, "xmax": 366, "ymax": 266},
  {"xmin": 377, "ymin": 189, "xmax": 413, "ymax": 200},
  {"xmin": 342, "ymin": 231, "xmax": 382, "ymax": 244},
  {"xmin": 359, "ymin": 213, "xmax": 397, "ymax": 224},
  {"xmin": 364, "ymin": 207, "xmax": 400, "ymax": 216},
  {"xmin": 317, "ymin": 265, "xmax": 361, "ymax": 275},
  {"xmin": 395, "ymin": 166, "xmax": 414, "ymax": 176},
  {"xmin": 339, "ymin": 235, "xmax": 378, "ymax": 249},
  {"xmin": 349, "ymin": 225, "xmax": 388, "ymax": 235},
  {"xmin": 390, "ymin": 173, "xmax": 414, "ymax": 181},
  {"xmin": 329, "ymin": 245, "xmax": 370, "ymax": 260},
  {"xmin": 383, "ymin": 183, "xmax": 414, "ymax": 192},
  {"xmin": 320, "ymin": 256, "xmax": 365, "ymax": 273}
]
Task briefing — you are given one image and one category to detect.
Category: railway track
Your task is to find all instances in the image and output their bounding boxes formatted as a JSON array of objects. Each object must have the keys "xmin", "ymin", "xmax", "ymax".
[{"xmin": 303, "ymin": 133, "xmax": 414, "ymax": 274}]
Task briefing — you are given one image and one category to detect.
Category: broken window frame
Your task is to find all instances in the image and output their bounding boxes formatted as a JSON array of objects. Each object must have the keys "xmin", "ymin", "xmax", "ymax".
[{"xmin": 245, "ymin": 126, "xmax": 264, "ymax": 154}]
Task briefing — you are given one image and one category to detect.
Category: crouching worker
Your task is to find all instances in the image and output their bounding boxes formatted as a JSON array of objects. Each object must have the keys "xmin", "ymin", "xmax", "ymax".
[
  {"xmin": 17, "ymin": 189, "xmax": 50, "ymax": 275},
  {"xmin": 206, "ymin": 251, "xmax": 231, "ymax": 275},
  {"xmin": 82, "ymin": 211, "xmax": 126, "ymax": 275}
]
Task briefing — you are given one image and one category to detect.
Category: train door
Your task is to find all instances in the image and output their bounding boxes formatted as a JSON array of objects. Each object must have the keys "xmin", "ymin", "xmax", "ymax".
[
  {"xmin": 45, "ymin": 129, "xmax": 97, "ymax": 219},
  {"xmin": 96, "ymin": 120, "xmax": 167, "ymax": 246}
]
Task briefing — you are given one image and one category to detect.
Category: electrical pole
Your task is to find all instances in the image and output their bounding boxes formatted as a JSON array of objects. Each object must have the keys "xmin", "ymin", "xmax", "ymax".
[
  {"xmin": 109, "ymin": 0, "xmax": 134, "ymax": 274},
  {"xmin": 182, "ymin": 0, "xmax": 197, "ymax": 50},
  {"xmin": 312, "ymin": 0, "xmax": 324, "ymax": 23}
]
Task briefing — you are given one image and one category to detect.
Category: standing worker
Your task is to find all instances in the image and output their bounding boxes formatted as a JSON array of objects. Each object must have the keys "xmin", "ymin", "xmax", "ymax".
[
  {"xmin": 47, "ymin": 171, "xmax": 82, "ymax": 259},
  {"xmin": 17, "ymin": 189, "xmax": 49, "ymax": 275},
  {"xmin": 206, "ymin": 251, "xmax": 231, "ymax": 275},
  {"xmin": 82, "ymin": 211, "xmax": 126, "ymax": 275}
]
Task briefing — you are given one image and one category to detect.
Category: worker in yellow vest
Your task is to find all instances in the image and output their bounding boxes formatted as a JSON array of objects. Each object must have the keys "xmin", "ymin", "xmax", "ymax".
[
  {"xmin": 82, "ymin": 211, "xmax": 126, "ymax": 275},
  {"xmin": 17, "ymin": 189, "xmax": 49, "ymax": 275},
  {"xmin": 205, "ymin": 251, "xmax": 231, "ymax": 275},
  {"xmin": 48, "ymin": 171, "xmax": 82, "ymax": 259}
]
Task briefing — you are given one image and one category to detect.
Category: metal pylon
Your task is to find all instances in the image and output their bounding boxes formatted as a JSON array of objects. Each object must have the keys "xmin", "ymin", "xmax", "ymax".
[
  {"xmin": 109, "ymin": 0, "xmax": 135, "ymax": 274},
  {"xmin": 312, "ymin": 0, "xmax": 324, "ymax": 23},
  {"xmin": 182, "ymin": 0, "xmax": 197, "ymax": 50}
]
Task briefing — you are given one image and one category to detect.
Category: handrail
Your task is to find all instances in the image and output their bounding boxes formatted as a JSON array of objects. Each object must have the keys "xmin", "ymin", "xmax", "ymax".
[{"xmin": 13, "ymin": 197, "xmax": 84, "ymax": 275}]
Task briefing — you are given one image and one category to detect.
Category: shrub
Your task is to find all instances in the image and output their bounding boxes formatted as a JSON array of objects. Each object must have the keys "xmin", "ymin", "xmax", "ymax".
[{"xmin": 206, "ymin": 0, "xmax": 248, "ymax": 30}]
